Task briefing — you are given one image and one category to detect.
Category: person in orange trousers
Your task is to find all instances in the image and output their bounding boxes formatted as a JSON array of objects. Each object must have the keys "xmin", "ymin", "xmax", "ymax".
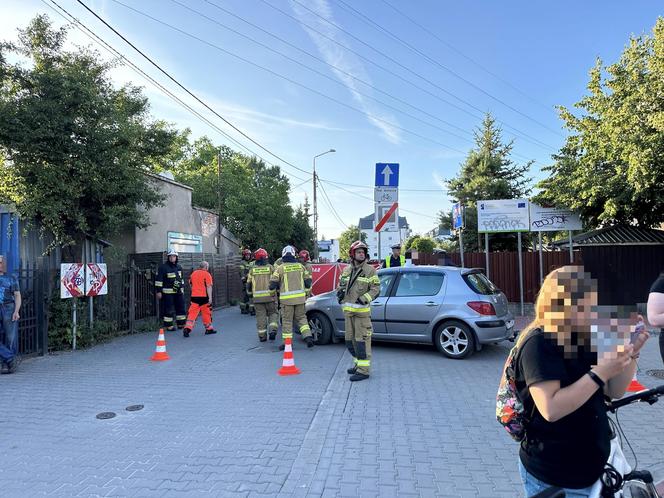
[{"xmin": 183, "ymin": 261, "xmax": 216, "ymax": 337}]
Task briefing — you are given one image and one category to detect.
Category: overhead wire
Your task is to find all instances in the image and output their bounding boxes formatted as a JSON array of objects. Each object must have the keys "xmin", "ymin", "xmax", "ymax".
[
  {"xmin": 273, "ymin": 0, "xmax": 557, "ymax": 151},
  {"xmin": 378, "ymin": 0, "xmax": 554, "ymax": 112},
  {"xmin": 102, "ymin": 0, "xmax": 473, "ymax": 154},
  {"xmin": 41, "ymin": 0, "xmax": 311, "ymax": 196},
  {"xmin": 331, "ymin": 0, "xmax": 563, "ymax": 136},
  {"xmin": 74, "ymin": 0, "xmax": 314, "ymax": 177},
  {"xmin": 317, "ymin": 177, "xmax": 349, "ymax": 229}
]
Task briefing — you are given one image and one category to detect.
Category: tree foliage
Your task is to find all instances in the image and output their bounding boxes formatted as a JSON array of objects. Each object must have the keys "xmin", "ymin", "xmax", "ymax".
[
  {"xmin": 402, "ymin": 235, "xmax": 437, "ymax": 254},
  {"xmin": 0, "ymin": 16, "xmax": 175, "ymax": 251},
  {"xmin": 440, "ymin": 113, "xmax": 532, "ymax": 251},
  {"xmin": 338, "ymin": 225, "xmax": 366, "ymax": 260},
  {"xmin": 536, "ymin": 18, "xmax": 664, "ymax": 228}
]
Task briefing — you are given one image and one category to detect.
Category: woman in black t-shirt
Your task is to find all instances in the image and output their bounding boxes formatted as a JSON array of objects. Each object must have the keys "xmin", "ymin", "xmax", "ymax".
[
  {"xmin": 646, "ymin": 272, "xmax": 664, "ymax": 364},
  {"xmin": 515, "ymin": 266, "xmax": 650, "ymax": 497}
]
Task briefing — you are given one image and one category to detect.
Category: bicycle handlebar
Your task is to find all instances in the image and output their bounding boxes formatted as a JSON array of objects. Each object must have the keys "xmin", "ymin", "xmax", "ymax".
[{"xmin": 606, "ymin": 384, "xmax": 664, "ymax": 412}]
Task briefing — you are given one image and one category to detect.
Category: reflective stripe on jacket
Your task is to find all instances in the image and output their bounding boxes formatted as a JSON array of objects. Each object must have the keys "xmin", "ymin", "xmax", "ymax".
[{"xmin": 338, "ymin": 262, "xmax": 380, "ymax": 314}]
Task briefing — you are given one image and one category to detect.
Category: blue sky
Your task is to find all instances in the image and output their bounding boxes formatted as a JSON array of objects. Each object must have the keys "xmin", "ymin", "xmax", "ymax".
[{"xmin": 2, "ymin": 1, "xmax": 662, "ymax": 238}]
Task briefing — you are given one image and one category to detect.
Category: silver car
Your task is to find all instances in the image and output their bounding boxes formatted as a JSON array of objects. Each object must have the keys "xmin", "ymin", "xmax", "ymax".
[{"xmin": 305, "ymin": 266, "xmax": 515, "ymax": 359}]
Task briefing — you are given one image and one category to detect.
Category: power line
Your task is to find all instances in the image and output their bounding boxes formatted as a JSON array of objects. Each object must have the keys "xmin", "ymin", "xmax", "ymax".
[
  {"xmin": 274, "ymin": 0, "xmax": 557, "ymax": 151},
  {"xmin": 331, "ymin": 0, "xmax": 563, "ymax": 136},
  {"xmin": 102, "ymin": 0, "xmax": 474, "ymax": 154},
  {"xmin": 317, "ymin": 178, "xmax": 349, "ymax": 229},
  {"xmin": 321, "ymin": 178, "xmax": 447, "ymax": 193},
  {"xmin": 74, "ymin": 0, "xmax": 314, "ymax": 178},
  {"xmin": 197, "ymin": 0, "xmax": 475, "ymax": 143},
  {"xmin": 41, "ymin": 0, "xmax": 311, "ymax": 196},
  {"xmin": 319, "ymin": 179, "xmax": 438, "ymax": 220},
  {"xmin": 379, "ymin": 0, "xmax": 553, "ymax": 112}
]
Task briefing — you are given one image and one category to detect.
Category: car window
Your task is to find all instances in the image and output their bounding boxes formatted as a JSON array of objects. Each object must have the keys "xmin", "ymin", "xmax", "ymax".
[
  {"xmin": 395, "ymin": 273, "xmax": 444, "ymax": 297},
  {"xmin": 464, "ymin": 272, "xmax": 500, "ymax": 295},
  {"xmin": 379, "ymin": 274, "xmax": 395, "ymax": 297}
]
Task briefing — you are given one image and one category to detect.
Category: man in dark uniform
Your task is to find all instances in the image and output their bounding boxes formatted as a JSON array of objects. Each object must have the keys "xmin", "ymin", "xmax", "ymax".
[
  {"xmin": 382, "ymin": 244, "xmax": 405, "ymax": 269},
  {"xmin": 155, "ymin": 250, "xmax": 186, "ymax": 331}
]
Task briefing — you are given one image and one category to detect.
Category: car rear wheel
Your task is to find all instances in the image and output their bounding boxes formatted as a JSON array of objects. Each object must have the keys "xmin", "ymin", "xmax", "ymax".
[
  {"xmin": 309, "ymin": 312, "xmax": 333, "ymax": 345},
  {"xmin": 434, "ymin": 321, "xmax": 475, "ymax": 359}
]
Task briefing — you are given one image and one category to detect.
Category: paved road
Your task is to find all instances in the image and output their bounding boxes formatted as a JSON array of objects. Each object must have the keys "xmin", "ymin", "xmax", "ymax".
[{"xmin": 1, "ymin": 308, "xmax": 663, "ymax": 497}]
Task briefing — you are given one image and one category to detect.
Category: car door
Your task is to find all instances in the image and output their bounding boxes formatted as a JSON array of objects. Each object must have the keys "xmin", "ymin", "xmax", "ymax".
[
  {"xmin": 385, "ymin": 270, "xmax": 446, "ymax": 340},
  {"xmin": 368, "ymin": 272, "xmax": 397, "ymax": 336}
]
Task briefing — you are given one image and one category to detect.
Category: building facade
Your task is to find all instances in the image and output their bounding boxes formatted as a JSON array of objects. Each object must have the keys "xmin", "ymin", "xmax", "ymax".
[{"xmin": 358, "ymin": 213, "xmax": 411, "ymax": 261}]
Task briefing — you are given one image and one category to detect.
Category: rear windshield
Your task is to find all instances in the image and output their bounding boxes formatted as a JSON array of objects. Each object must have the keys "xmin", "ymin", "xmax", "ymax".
[{"xmin": 463, "ymin": 272, "xmax": 500, "ymax": 295}]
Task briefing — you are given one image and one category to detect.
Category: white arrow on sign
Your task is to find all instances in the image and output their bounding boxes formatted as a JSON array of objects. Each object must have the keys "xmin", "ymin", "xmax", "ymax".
[{"xmin": 381, "ymin": 164, "xmax": 393, "ymax": 185}]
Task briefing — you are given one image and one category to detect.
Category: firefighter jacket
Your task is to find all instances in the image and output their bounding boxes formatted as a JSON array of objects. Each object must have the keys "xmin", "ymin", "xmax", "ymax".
[
  {"xmin": 338, "ymin": 261, "xmax": 380, "ymax": 314},
  {"xmin": 156, "ymin": 261, "xmax": 185, "ymax": 295},
  {"xmin": 247, "ymin": 262, "xmax": 276, "ymax": 303},
  {"xmin": 269, "ymin": 256, "xmax": 311, "ymax": 306}
]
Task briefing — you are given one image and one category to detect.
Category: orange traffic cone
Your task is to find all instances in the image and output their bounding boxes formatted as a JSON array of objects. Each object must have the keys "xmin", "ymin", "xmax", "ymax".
[
  {"xmin": 277, "ymin": 337, "xmax": 300, "ymax": 376},
  {"xmin": 150, "ymin": 329, "xmax": 171, "ymax": 361},
  {"xmin": 626, "ymin": 370, "xmax": 647, "ymax": 392}
]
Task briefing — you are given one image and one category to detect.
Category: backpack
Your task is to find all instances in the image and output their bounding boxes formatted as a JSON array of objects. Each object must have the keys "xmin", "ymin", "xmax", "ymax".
[{"xmin": 495, "ymin": 329, "xmax": 540, "ymax": 442}]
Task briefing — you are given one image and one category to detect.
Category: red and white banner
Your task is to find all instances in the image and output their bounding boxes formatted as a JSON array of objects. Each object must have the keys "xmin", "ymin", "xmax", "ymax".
[
  {"xmin": 60, "ymin": 264, "xmax": 85, "ymax": 298},
  {"xmin": 310, "ymin": 263, "xmax": 348, "ymax": 296},
  {"xmin": 86, "ymin": 263, "xmax": 108, "ymax": 297}
]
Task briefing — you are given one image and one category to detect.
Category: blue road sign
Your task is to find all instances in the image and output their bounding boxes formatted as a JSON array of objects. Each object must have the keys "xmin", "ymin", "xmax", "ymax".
[
  {"xmin": 452, "ymin": 202, "xmax": 464, "ymax": 229},
  {"xmin": 375, "ymin": 163, "xmax": 399, "ymax": 187}
]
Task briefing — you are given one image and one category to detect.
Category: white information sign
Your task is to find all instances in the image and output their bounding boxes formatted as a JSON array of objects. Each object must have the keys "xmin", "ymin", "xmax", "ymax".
[
  {"xmin": 477, "ymin": 199, "xmax": 530, "ymax": 233},
  {"xmin": 374, "ymin": 187, "xmax": 398, "ymax": 204},
  {"xmin": 529, "ymin": 204, "xmax": 582, "ymax": 232}
]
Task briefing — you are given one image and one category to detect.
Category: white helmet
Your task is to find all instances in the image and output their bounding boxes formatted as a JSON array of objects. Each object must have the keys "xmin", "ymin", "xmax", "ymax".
[
  {"xmin": 282, "ymin": 245, "xmax": 296, "ymax": 258},
  {"xmin": 167, "ymin": 249, "xmax": 178, "ymax": 257}
]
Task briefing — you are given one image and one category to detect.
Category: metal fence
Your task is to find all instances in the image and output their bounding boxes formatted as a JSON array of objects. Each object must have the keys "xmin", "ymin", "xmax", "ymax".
[{"xmin": 14, "ymin": 265, "xmax": 48, "ymax": 357}]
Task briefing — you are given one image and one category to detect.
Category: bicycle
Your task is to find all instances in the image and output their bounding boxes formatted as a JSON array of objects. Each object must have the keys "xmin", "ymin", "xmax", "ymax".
[{"xmin": 531, "ymin": 384, "xmax": 664, "ymax": 498}]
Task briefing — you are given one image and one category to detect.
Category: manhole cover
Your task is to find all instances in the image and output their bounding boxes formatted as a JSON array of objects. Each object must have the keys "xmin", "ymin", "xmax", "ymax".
[
  {"xmin": 96, "ymin": 412, "xmax": 116, "ymax": 420},
  {"xmin": 126, "ymin": 404, "xmax": 144, "ymax": 412},
  {"xmin": 647, "ymin": 369, "xmax": 664, "ymax": 379}
]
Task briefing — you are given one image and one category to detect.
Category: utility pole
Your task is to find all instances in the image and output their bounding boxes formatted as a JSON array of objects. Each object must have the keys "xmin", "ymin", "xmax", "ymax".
[
  {"xmin": 312, "ymin": 149, "xmax": 336, "ymax": 261},
  {"xmin": 217, "ymin": 147, "xmax": 222, "ymax": 254}
]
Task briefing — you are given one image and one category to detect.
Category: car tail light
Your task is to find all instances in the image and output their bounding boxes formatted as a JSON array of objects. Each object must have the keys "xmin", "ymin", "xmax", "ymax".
[{"xmin": 467, "ymin": 301, "xmax": 496, "ymax": 315}]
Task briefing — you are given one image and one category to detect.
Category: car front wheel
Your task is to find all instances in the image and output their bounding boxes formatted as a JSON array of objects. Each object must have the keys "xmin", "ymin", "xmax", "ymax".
[
  {"xmin": 308, "ymin": 311, "xmax": 333, "ymax": 345},
  {"xmin": 434, "ymin": 321, "xmax": 475, "ymax": 359}
]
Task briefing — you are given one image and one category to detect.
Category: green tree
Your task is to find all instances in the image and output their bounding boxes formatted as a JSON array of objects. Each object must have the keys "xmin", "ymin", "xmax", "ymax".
[
  {"xmin": 411, "ymin": 237, "xmax": 436, "ymax": 254},
  {"xmin": 536, "ymin": 18, "xmax": 664, "ymax": 228},
  {"xmin": 403, "ymin": 234, "xmax": 420, "ymax": 251},
  {"xmin": 0, "ymin": 16, "xmax": 175, "ymax": 253},
  {"xmin": 289, "ymin": 205, "xmax": 315, "ymax": 254},
  {"xmin": 440, "ymin": 113, "xmax": 532, "ymax": 251},
  {"xmin": 338, "ymin": 225, "xmax": 366, "ymax": 260}
]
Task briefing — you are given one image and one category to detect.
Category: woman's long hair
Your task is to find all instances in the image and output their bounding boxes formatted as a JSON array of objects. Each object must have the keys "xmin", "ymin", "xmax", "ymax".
[{"xmin": 516, "ymin": 265, "xmax": 597, "ymax": 350}]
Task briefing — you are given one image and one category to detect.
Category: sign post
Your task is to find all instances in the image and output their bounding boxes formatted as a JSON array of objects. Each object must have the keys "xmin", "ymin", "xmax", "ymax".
[
  {"xmin": 61, "ymin": 263, "xmax": 85, "ymax": 350},
  {"xmin": 477, "ymin": 199, "xmax": 530, "ymax": 313},
  {"xmin": 528, "ymin": 204, "xmax": 583, "ymax": 273},
  {"xmin": 452, "ymin": 202, "xmax": 464, "ymax": 268},
  {"xmin": 374, "ymin": 163, "xmax": 399, "ymax": 262}
]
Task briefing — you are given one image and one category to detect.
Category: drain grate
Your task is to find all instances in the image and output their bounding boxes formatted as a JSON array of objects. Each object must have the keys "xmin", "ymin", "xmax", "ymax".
[
  {"xmin": 126, "ymin": 404, "xmax": 144, "ymax": 412},
  {"xmin": 646, "ymin": 369, "xmax": 664, "ymax": 380},
  {"xmin": 96, "ymin": 412, "xmax": 116, "ymax": 420}
]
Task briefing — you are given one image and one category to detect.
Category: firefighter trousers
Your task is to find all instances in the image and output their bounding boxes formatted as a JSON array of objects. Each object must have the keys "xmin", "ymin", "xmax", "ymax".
[
  {"xmin": 344, "ymin": 312, "xmax": 372, "ymax": 375},
  {"xmin": 240, "ymin": 289, "xmax": 255, "ymax": 314},
  {"xmin": 281, "ymin": 304, "xmax": 311, "ymax": 342},
  {"xmin": 185, "ymin": 300, "xmax": 213, "ymax": 331},
  {"xmin": 254, "ymin": 302, "xmax": 278, "ymax": 339},
  {"xmin": 161, "ymin": 292, "xmax": 186, "ymax": 329}
]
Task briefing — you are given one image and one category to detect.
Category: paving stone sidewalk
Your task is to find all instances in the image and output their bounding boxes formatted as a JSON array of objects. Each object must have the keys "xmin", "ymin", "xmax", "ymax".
[{"xmin": 1, "ymin": 307, "xmax": 663, "ymax": 497}]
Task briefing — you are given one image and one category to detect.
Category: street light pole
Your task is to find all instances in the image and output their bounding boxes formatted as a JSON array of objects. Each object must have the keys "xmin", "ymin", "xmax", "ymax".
[{"xmin": 312, "ymin": 149, "xmax": 335, "ymax": 260}]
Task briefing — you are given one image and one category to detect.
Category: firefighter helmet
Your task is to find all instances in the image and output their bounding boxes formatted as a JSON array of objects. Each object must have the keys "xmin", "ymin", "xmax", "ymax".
[
  {"xmin": 349, "ymin": 240, "xmax": 368, "ymax": 259},
  {"xmin": 282, "ymin": 245, "xmax": 297, "ymax": 258},
  {"xmin": 254, "ymin": 248, "xmax": 268, "ymax": 260},
  {"xmin": 167, "ymin": 249, "xmax": 178, "ymax": 257},
  {"xmin": 242, "ymin": 248, "xmax": 252, "ymax": 259},
  {"xmin": 298, "ymin": 249, "xmax": 310, "ymax": 262}
]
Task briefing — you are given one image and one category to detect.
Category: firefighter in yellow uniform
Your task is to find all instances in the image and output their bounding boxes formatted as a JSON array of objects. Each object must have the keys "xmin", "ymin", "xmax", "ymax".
[
  {"xmin": 270, "ymin": 245, "xmax": 314, "ymax": 350},
  {"xmin": 247, "ymin": 248, "xmax": 279, "ymax": 342},
  {"xmin": 337, "ymin": 241, "xmax": 380, "ymax": 381}
]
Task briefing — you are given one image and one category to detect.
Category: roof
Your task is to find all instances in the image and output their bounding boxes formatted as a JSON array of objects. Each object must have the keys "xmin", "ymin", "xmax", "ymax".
[
  {"xmin": 358, "ymin": 213, "xmax": 409, "ymax": 230},
  {"xmin": 551, "ymin": 225, "xmax": 664, "ymax": 247}
]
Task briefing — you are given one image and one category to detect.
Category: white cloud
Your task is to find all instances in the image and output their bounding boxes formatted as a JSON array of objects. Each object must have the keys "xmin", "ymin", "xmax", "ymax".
[{"xmin": 289, "ymin": 0, "xmax": 402, "ymax": 144}]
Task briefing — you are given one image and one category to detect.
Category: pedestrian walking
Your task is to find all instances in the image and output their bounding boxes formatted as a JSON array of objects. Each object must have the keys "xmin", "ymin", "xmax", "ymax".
[
  {"xmin": 508, "ymin": 266, "xmax": 649, "ymax": 496},
  {"xmin": 337, "ymin": 241, "xmax": 380, "ymax": 382},
  {"xmin": 183, "ymin": 261, "xmax": 216, "ymax": 337},
  {"xmin": 0, "ymin": 255, "xmax": 19, "ymax": 374},
  {"xmin": 155, "ymin": 250, "xmax": 186, "ymax": 331},
  {"xmin": 646, "ymin": 271, "xmax": 664, "ymax": 364},
  {"xmin": 269, "ymin": 245, "xmax": 313, "ymax": 350},
  {"xmin": 247, "ymin": 248, "xmax": 278, "ymax": 342}
]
